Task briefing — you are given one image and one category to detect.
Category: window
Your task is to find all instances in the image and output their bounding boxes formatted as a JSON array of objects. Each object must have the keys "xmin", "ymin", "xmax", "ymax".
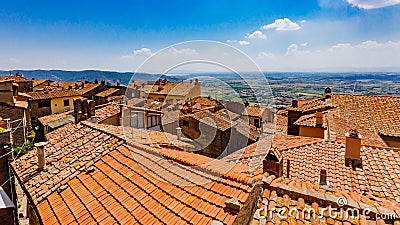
[
  {"xmin": 254, "ymin": 119, "xmax": 260, "ymax": 128},
  {"xmin": 38, "ymin": 100, "xmax": 51, "ymax": 108},
  {"xmin": 286, "ymin": 160, "xmax": 290, "ymax": 178},
  {"xmin": 319, "ymin": 169, "xmax": 327, "ymax": 185},
  {"xmin": 183, "ymin": 120, "xmax": 189, "ymax": 126},
  {"xmin": 64, "ymin": 99, "xmax": 70, "ymax": 107}
]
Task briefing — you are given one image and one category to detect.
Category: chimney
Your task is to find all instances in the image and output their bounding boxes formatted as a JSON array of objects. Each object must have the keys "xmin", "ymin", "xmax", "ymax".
[
  {"xmin": 73, "ymin": 98, "xmax": 83, "ymax": 124},
  {"xmin": 88, "ymin": 100, "xmax": 96, "ymax": 117},
  {"xmin": 94, "ymin": 79, "xmax": 99, "ymax": 84},
  {"xmin": 345, "ymin": 129, "xmax": 362, "ymax": 168},
  {"xmin": 35, "ymin": 142, "xmax": 47, "ymax": 171},
  {"xmin": 82, "ymin": 99, "xmax": 88, "ymax": 116},
  {"xmin": 325, "ymin": 87, "xmax": 332, "ymax": 94},
  {"xmin": 176, "ymin": 127, "xmax": 182, "ymax": 140},
  {"xmin": 291, "ymin": 99, "xmax": 298, "ymax": 108},
  {"xmin": 316, "ymin": 111, "xmax": 323, "ymax": 127}
]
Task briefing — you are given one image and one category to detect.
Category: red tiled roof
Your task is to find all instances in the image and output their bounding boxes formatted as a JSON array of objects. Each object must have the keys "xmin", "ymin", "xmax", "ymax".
[
  {"xmin": 32, "ymin": 79, "xmax": 50, "ymax": 87},
  {"xmin": 277, "ymin": 139, "xmax": 400, "ymax": 204},
  {"xmin": 27, "ymin": 89, "xmax": 81, "ymax": 100},
  {"xmin": 222, "ymin": 135, "xmax": 321, "ymax": 169},
  {"xmin": 94, "ymin": 103, "xmax": 121, "ymax": 122},
  {"xmin": 50, "ymin": 81, "xmax": 101, "ymax": 95},
  {"xmin": 11, "ymin": 122, "xmax": 259, "ymax": 225},
  {"xmin": 187, "ymin": 110, "xmax": 233, "ymax": 131},
  {"xmin": 38, "ymin": 110, "xmax": 73, "ymax": 126},
  {"xmin": 329, "ymin": 93, "xmax": 400, "ymax": 137},
  {"xmin": 95, "ymin": 88, "xmax": 120, "ymax": 98},
  {"xmin": 274, "ymin": 110, "xmax": 288, "ymax": 134},
  {"xmin": 0, "ymin": 75, "xmax": 30, "ymax": 82},
  {"xmin": 243, "ymin": 106, "xmax": 267, "ymax": 117},
  {"xmin": 252, "ymin": 175, "xmax": 400, "ymax": 224},
  {"xmin": 87, "ymin": 122, "xmax": 196, "ymax": 151},
  {"xmin": 286, "ymin": 98, "xmax": 329, "ymax": 112}
]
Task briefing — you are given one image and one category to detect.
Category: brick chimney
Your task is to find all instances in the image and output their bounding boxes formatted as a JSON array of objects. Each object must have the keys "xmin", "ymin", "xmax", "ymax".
[
  {"xmin": 316, "ymin": 111, "xmax": 323, "ymax": 127},
  {"xmin": 291, "ymin": 99, "xmax": 298, "ymax": 108},
  {"xmin": 345, "ymin": 129, "xmax": 362, "ymax": 167},
  {"xmin": 74, "ymin": 98, "xmax": 95, "ymax": 124}
]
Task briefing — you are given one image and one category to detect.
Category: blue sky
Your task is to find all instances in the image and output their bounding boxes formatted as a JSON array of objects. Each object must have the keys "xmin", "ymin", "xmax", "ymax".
[{"xmin": 0, "ymin": 0, "xmax": 399, "ymax": 71}]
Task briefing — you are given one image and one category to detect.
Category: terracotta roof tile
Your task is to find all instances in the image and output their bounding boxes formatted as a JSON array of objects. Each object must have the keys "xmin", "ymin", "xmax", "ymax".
[
  {"xmin": 253, "ymin": 175, "xmax": 400, "ymax": 224},
  {"xmin": 329, "ymin": 94, "xmax": 400, "ymax": 137},
  {"xmin": 28, "ymin": 89, "xmax": 81, "ymax": 100},
  {"xmin": 243, "ymin": 106, "xmax": 267, "ymax": 117},
  {"xmin": 94, "ymin": 103, "xmax": 121, "ymax": 122},
  {"xmin": 12, "ymin": 121, "xmax": 257, "ymax": 225},
  {"xmin": 32, "ymin": 79, "xmax": 51, "ymax": 87},
  {"xmin": 275, "ymin": 139, "xmax": 400, "ymax": 205},
  {"xmin": 0, "ymin": 75, "xmax": 30, "ymax": 82},
  {"xmin": 95, "ymin": 88, "xmax": 120, "ymax": 98}
]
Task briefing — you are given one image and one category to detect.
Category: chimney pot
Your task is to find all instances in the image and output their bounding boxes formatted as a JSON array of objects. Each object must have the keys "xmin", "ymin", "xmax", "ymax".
[
  {"xmin": 35, "ymin": 142, "xmax": 47, "ymax": 171},
  {"xmin": 325, "ymin": 87, "xmax": 332, "ymax": 94},
  {"xmin": 176, "ymin": 127, "xmax": 182, "ymax": 140}
]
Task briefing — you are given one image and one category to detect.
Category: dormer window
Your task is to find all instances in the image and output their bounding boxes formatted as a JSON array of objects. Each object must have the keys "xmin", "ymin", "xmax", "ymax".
[{"xmin": 319, "ymin": 169, "xmax": 328, "ymax": 185}]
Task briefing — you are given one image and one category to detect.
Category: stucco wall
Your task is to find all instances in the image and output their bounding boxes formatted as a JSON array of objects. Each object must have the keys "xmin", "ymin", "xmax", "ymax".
[
  {"xmin": 299, "ymin": 126, "xmax": 325, "ymax": 139},
  {"xmin": 50, "ymin": 96, "xmax": 79, "ymax": 114}
]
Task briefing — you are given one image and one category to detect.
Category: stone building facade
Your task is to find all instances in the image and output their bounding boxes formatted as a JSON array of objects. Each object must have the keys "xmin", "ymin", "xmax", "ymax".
[{"xmin": 0, "ymin": 130, "xmax": 17, "ymax": 225}]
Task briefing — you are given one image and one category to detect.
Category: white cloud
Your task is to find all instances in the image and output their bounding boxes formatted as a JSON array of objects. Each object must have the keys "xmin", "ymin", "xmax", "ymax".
[
  {"xmin": 167, "ymin": 47, "xmax": 198, "ymax": 55},
  {"xmin": 227, "ymin": 40, "xmax": 250, "ymax": 45},
  {"xmin": 246, "ymin": 30, "xmax": 267, "ymax": 39},
  {"xmin": 238, "ymin": 40, "xmax": 250, "ymax": 45},
  {"xmin": 300, "ymin": 43, "xmax": 308, "ymax": 47},
  {"xmin": 347, "ymin": 0, "xmax": 400, "ymax": 9},
  {"xmin": 133, "ymin": 47, "xmax": 152, "ymax": 56},
  {"xmin": 261, "ymin": 18, "xmax": 301, "ymax": 31},
  {"xmin": 286, "ymin": 44, "xmax": 299, "ymax": 55}
]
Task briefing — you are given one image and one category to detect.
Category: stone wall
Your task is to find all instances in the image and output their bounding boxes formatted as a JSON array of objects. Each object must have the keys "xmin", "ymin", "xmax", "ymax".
[
  {"xmin": 30, "ymin": 100, "xmax": 51, "ymax": 119},
  {"xmin": 233, "ymin": 182, "xmax": 262, "ymax": 225},
  {"xmin": 180, "ymin": 117, "xmax": 227, "ymax": 158},
  {"xmin": 0, "ymin": 104, "xmax": 31, "ymax": 145}
]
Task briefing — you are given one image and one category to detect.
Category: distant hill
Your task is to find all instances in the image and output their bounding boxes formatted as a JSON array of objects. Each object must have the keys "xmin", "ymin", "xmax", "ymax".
[{"xmin": 0, "ymin": 70, "xmax": 178, "ymax": 85}]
